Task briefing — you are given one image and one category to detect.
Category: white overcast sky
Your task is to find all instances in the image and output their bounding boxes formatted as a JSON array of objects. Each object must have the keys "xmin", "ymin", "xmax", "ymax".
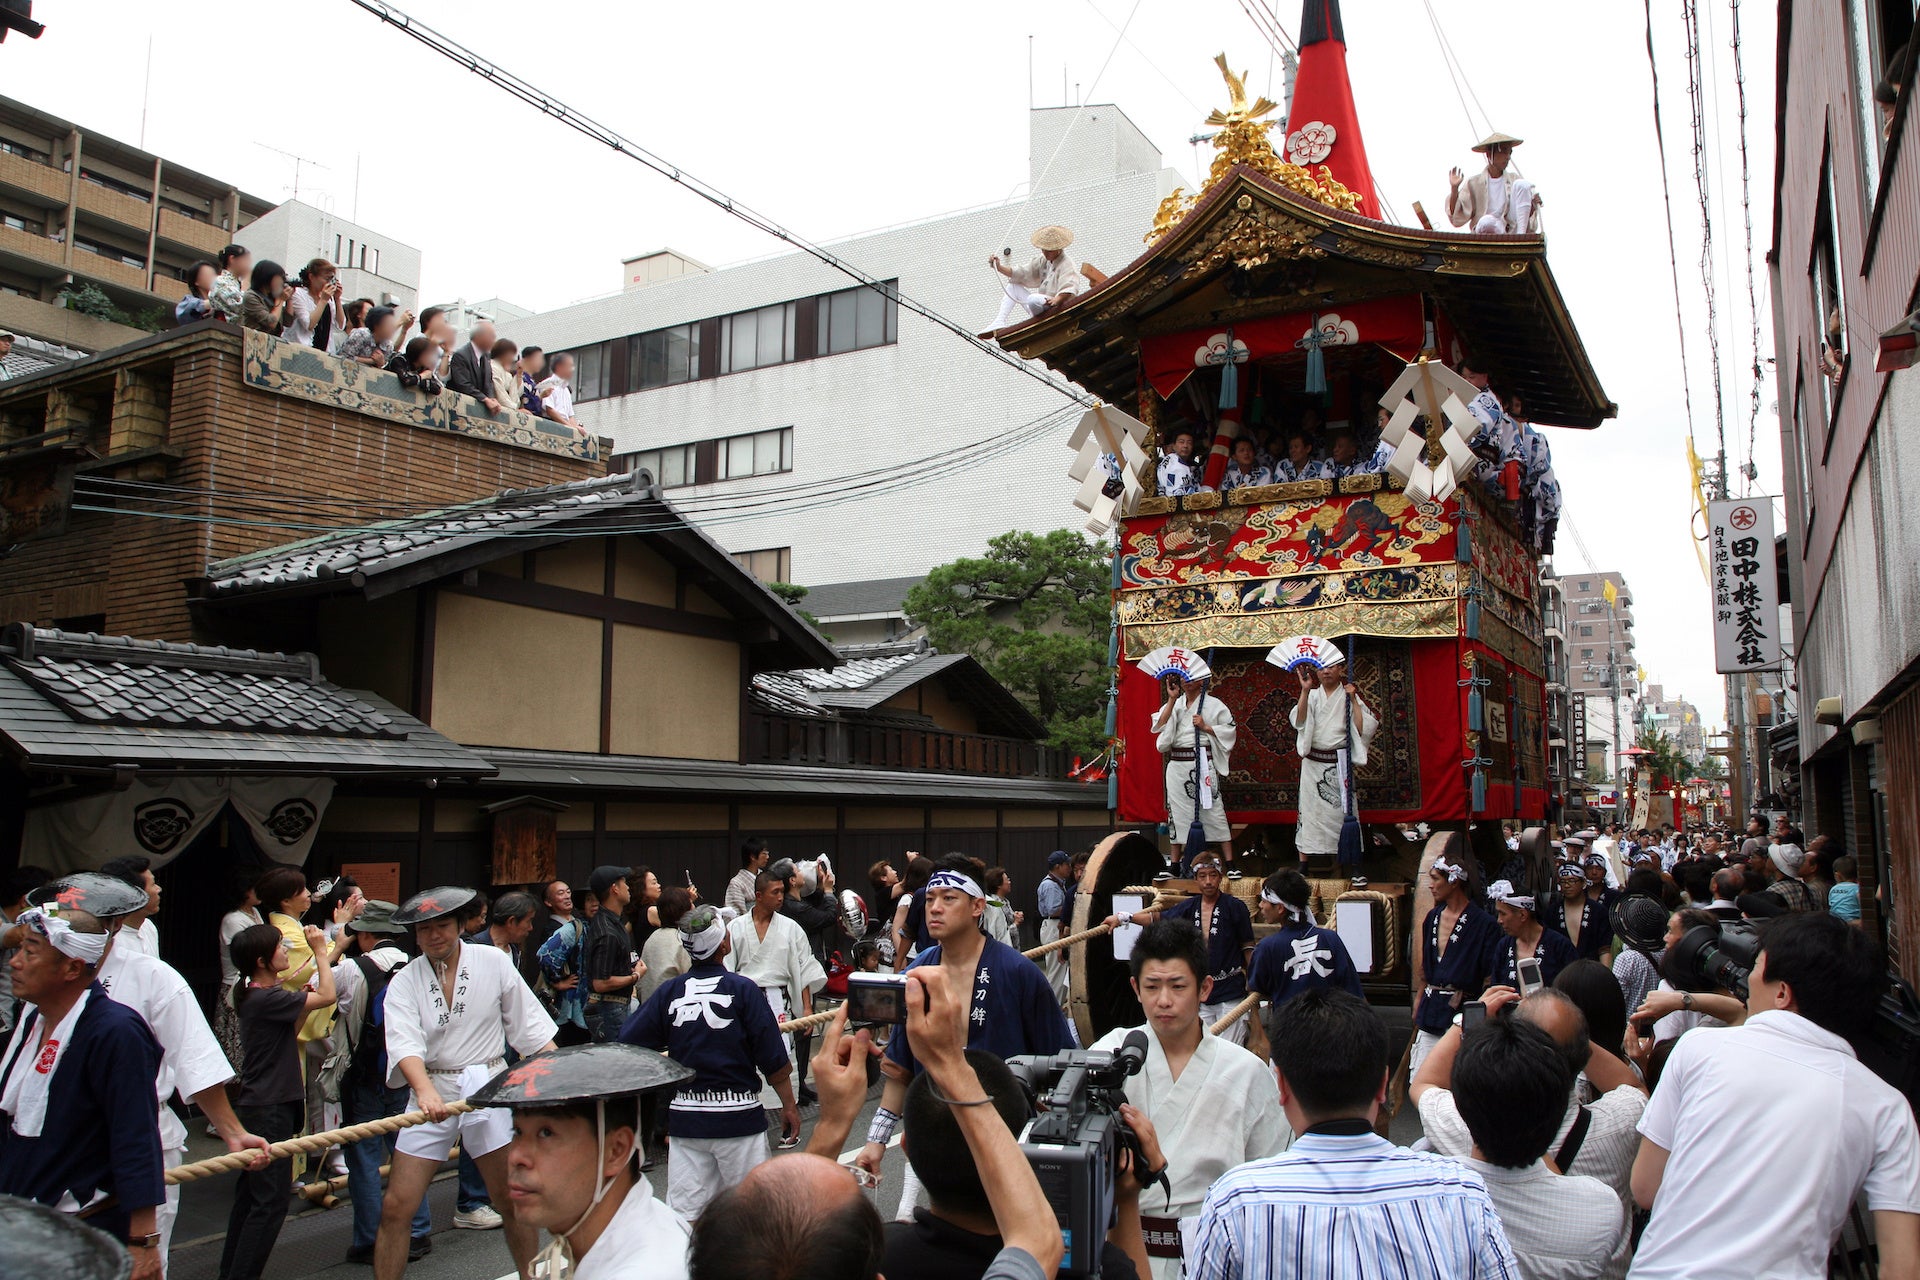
[{"xmin": 9, "ymin": 0, "xmax": 1780, "ymax": 733}]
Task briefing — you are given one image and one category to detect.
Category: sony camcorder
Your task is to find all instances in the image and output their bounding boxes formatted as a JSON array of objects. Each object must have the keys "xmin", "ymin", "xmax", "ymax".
[
  {"xmin": 1667, "ymin": 919, "xmax": 1920, "ymax": 1114},
  {"xmin": 1006, "ymin": 1031, "xmax": 1162, "ymax": 1279}
]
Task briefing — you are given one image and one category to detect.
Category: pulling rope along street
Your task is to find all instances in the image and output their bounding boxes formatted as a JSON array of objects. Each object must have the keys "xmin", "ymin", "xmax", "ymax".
[{"xmin": 166, "ymin": 920, "xmax": 1145, "ymax": 1185}]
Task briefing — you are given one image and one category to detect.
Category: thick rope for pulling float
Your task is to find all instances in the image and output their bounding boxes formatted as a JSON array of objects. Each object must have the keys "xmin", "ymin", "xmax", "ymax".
[
  {"xmin": 167, "ymin": 1103, "xmax": 476, "ymax": 1184},
  {"xmin": 169, "ymin": 923, "xmax": 1128, "ymax": 1183}
]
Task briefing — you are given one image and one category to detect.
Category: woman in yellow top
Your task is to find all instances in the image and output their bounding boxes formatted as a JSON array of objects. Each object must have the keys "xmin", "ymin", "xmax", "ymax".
[{"xmin": 253, "ymin": 866, "xmax": 361, "ymax": 1041}]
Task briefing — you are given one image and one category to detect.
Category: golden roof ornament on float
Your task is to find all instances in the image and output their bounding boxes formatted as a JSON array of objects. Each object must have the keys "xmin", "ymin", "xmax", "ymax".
[{"xmin": 1146, "ymin": 54, "xmax": 1362, "ymax": 244}]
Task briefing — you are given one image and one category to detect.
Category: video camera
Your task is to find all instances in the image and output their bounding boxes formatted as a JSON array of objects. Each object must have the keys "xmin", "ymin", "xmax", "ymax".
[
  {"xmin": 1667, "ymin": 920, "xmax": 1920, "ymax": 1115},
  {"xmin": 1006, "ymin": 1031, "xmax": 1159, "ymax": 1279}
]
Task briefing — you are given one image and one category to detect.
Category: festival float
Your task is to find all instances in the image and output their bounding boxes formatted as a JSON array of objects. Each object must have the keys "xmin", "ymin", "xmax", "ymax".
[{"xmin": 992, "ymin": 2, "xmax": 1614, "ymax": 1036}]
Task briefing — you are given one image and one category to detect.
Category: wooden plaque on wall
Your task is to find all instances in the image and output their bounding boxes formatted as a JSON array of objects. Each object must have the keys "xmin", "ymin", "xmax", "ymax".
[{"xmin": 486, "ymin": 796, "xmax": 567, "ymax": 886}]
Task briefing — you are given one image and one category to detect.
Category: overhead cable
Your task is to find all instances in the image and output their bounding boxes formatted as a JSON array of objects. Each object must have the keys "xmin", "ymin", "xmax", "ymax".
[{"xmin": 346, "ymin": 0, "xmax": 1093, "ymax": 409}]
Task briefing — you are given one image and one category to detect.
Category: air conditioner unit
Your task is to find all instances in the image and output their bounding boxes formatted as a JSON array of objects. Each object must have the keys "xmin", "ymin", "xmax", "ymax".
[{"xmin": 1876, "ymin": 307, "xmax": 1920, "ymax": 373}]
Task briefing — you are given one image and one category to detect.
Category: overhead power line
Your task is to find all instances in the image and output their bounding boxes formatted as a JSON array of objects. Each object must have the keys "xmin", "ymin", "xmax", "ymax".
[
  {"xmin": 1641, "ymin": 0, "xmax": 1703, "ymax": 471},
  {"xmin": 1727, "ymin": 0, "xmax": 1765, "ymax": 497},
  {"xmin": 346, "ymin": 0, "xmax": 1093, "ymax": 409},
  {"xmin": 1680, "ymin": 0, "xmax": 1730, "ymax": 487}
]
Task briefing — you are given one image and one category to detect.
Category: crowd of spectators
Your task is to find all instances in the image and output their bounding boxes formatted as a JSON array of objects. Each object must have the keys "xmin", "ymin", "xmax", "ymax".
[
  {"xmin": 164, "ymin": 246, "xmax": 588, "ymax": 437},
  {"xmin": 3, "ymin": 815, "xmax": 1914, "ymax": 1280}
]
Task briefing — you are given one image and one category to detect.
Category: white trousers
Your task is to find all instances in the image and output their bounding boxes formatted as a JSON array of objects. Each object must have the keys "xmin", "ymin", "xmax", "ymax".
[
  {"xmin": 1199, "ymin": 999, "xmax": 1250, "ymax": 1047},
  {"xmin": 669, "ymin": 1131, "xmax": 770, "ymax": 1219},
  {"xmin": 895, "ymin": 1161, "xmax": 927, "ymax": 1223},
  {"xmin": 1040, "ymin": 919, "xmax": 1071, "ymax": 1010},
  {"xmin": 1472, "ymin": 178, "xmax": 1537, "ymax": 235},
  {"xmin": 992, "ymin": 279, "xmax": 1049, "ymax": 328},
  {"xmin": 158, "ymin": 1146, "xmax": 181, "ymax": 1276},
  {"xmin": 1407, "ymin": 1029, "xmax": 1446, "ymax": 1080}
]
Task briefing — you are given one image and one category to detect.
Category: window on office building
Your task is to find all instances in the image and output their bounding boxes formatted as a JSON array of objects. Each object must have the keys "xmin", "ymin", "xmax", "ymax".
[
  {"xmin": 720, "ymin": 301, "xmax": 797, "ymax": 373},
  {"xmin": 1810, "ymin": 149, "xmax": 1847, "ymax": 436},
  {"xmin": 630, "ymin": 322, "xmax": 699, "ymax": 390},
  {"xmin": 573, "ymin": 341, "xmax": 613, "ymax": 402},
  {"xmin": 1580, "ymin": 625, "xmax": 1594, "ymax": 637},
  {"xmin": 732, "ymin": 547, "xmax": 791, "ymax": 583},
  {"xmin": 816, "ymin": 281, "xmax": 898, "ymax": 356},
  {"xmin": 636, "ymin": 442, "xmax": 697, "ymax": 488}
]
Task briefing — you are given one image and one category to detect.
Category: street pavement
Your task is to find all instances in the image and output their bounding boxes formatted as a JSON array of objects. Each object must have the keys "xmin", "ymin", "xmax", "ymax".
[{"xmin": 166, "ymin": 1005, "xmax": 1419, "ymax": 1280}]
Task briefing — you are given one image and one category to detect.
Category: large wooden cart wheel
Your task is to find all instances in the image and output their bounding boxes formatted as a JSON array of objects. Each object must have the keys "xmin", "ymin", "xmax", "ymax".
[
  {"xmin": 1518, "ymin": 826, "xmax": 1554, "ymax": 897},
  {"xmin": 1068, "ymin": 830, "xmax": 1166, "ymax": 1045}
]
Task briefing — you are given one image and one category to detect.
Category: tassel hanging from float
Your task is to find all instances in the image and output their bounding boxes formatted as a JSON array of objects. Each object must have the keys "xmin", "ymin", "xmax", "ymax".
[
  {"xmin": 1468, "ymin": 684, "xmax": 1484, "ymax": 733},
  {"xmin": 1219, "ymin": 326, "xmax": 1240, "ymax": 411},
  {"xmin": 1471, "ymin": 764, "xmax": 1488, "ymax": 812},
  {"xmin": 1464, "ymin": 582, "xmax": 1482, "ymax": 640},
  {"xmin": 1455, "ymin": 497, "xmax": 1474, "ymax": 563},
  {"xmin": 1297, "ymin": 314, "xmax": 1329, "ymax": 395}
]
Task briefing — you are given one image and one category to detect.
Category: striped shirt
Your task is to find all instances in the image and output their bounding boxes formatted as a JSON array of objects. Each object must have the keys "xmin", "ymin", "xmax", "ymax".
[{"xmin": 1188, "ymin": 1131, "xmax": 1519, "ymax": 1280}]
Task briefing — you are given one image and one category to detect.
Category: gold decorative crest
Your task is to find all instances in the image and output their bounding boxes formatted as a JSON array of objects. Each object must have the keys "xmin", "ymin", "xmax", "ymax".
[{"xmin": 1146, "ymin": 54, "xmax": 1362, "ymax": 244}]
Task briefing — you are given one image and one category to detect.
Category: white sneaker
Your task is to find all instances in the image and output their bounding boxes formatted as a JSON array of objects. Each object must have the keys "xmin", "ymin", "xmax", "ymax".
[{"xmin": 454, "ymin": 1206, "xmax": 504, "ymax": 1231}]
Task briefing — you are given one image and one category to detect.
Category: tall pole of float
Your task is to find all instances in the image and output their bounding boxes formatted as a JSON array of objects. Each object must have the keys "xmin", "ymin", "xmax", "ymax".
[
  {"xmin": 1607, "ymin": 595, "xmax": 1623, "ymax": 822},
  {"xmin": 1106, "ymin": 526, "xmax": 1122, "ymax": 813}
]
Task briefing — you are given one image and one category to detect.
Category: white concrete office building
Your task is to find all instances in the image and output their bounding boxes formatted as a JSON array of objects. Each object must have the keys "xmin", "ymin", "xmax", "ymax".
[{"xmin": 502, "ymin": 105, "xmax": 1182, "ymax": 601}]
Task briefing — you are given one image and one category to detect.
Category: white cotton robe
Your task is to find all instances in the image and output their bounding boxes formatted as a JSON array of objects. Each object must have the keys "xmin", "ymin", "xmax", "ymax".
[
  {"xmin": 726, "ymin": 912, "xmax": 826, "ymax": 1107},
  {"xmin": 1090, "ymin": 1023, "xmax": 1292, "ymax": 1280},
  {"xmin": 382, "ymin": 940, "xmax": 557, "ymax": 1089},
  {"xmin": 1158, "ymin": 693, "xmax": 1237, "ymax": 842},
  {"xmin": 1288, "ymin": 684, "xmax": 1378, "ymax": 858}
]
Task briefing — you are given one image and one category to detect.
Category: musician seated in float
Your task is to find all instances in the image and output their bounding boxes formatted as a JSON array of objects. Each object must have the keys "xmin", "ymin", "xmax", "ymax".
[
  {"xmin": 1219, "ymin": 436, "xmax": 1274, "ymax": 494},
  {"xmin": 1325, "ymin": 427, "xmax": 1390, "ymax": 480},
  {"xmin": 1156, "ymin": 429, "xmax": 1203, "ymax": 497},
  {"xmin": 1272, "ymin": 429, "xmax": 1330, "ymax": 484}
]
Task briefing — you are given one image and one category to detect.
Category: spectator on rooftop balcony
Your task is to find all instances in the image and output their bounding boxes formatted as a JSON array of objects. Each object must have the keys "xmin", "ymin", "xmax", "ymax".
[
  {"xmin": 418, "ymin": 307, "xmax": 455, "ymax": 379},
  {"xmin": 211, "ymin": 245, "xmax": 250, "ymax": 322},
  {"xmin": 337, "ymin": 306, "xmax": 404, "ymax": 368},
  {"xmin": 518, "ymin": 346, "xmax": 547, "ymax": 416},
  {"xmin": 449, "ymin": 320, "xmax": 500, "ymax": 411},
  {"xmin": 537, "ymin": 352, "xmax": 585, "ymax": 435},
  {"xmin": 285, "ymin": 259, "xmax": 346, "ymax": 352},
  {"xmin": 174, "ymin": 261, "xmax": 220, "ymax": 327},
  {"xmin": 344, "ymin": 298, "xmax": 374, "ymax": 333},
  {"xmin": 387, "ymin": 337, "xmax": 445, "ymax": 396},
  {"xmin": 489, "ymin": 338, "xmax": 522, "ymax": 414},
  {"xmin": 240, "ymin": 261, "xmax": 294, "ymax": 336}
]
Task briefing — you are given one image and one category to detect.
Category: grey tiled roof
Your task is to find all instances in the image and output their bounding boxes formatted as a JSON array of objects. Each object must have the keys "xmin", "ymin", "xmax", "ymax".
[
  {"xmin": 204, "ymin": 472, "xmax": 649, "ymax": 596},
  {"xmin": 0, "ymin": 626, "xmax": 492, "ymax": 776},
  {"xmin": 750, "ymin": 642, "xmax": 1043, "ymax": 738},
  {"xmin": 800, "ymin": 575, "xmax": 926, "ymax": 620}
]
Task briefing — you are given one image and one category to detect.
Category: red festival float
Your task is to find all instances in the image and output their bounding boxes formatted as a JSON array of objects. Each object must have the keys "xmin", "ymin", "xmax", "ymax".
[{"xmin": 994, "ymin": 4, "xmax": 1613, "ymax": 1024}]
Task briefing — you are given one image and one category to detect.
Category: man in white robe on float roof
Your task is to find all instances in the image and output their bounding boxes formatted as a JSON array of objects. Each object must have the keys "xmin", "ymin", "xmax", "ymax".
[{"xmin": 1279, "ymin": 636, "xmax": 1378, "ymax": 881}]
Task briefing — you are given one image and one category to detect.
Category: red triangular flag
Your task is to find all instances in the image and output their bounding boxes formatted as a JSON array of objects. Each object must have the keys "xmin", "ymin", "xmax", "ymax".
[{"xmin": 1281, "ymin": 0, "xmax": 1382, "ymax": 220}]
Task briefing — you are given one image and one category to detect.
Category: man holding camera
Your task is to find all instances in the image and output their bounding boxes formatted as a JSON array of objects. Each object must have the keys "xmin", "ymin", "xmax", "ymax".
[
  {"xmin": 855, "ymin": 855, "xmax": 1074, "ymax": 1219},
  {"xmin": 1630, "ymin": 913, "xmax": 1920, "ymax": 1279},
  {"xmin": 1090, "ymin": 920, "xmax": 1289, "ymax": 1280}
]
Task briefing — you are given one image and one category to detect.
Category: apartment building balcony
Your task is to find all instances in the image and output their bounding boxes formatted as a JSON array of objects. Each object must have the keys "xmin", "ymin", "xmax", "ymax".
[
  {"xmin": 69, "ymin": 241, "xmax": 147, "ymax": 292},
  {"xmin": 0, "ymin": 147, "xmax": 68, "ymax": 206},
  {"xmin": 74, "ymin": 174, "xmax": 151, "ymax": 235},
  {"xmin": 156, "ymin": 207, "xmax": 228, "ymax": 258},
  {"xmin": 0, "ymin": 219, "xmax": 63, "ymax": 275}
]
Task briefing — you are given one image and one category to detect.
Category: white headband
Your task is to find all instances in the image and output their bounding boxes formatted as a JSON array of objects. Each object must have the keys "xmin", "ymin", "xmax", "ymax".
[
  {"xmin": 1259, "ymin": 886, "xmax": 1283, "ymax": 905},
  {"xmin": 1487, "ymin": 880, "xmax": 1534, "ymax": 910},
  {"xmin": 1433, "ymin": 857, "xmax": 1468, "ymax": 884},
  {"xmin": 679, "ymin": 913, "xmax": 728, "ymax": 960},
  {"xmin": 927, "ymin": 870, "xmax": 984, "ymax": 899},
  {"xmin": 19, "ymin": 907, "xmax": 107, "ymax": 965}
]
